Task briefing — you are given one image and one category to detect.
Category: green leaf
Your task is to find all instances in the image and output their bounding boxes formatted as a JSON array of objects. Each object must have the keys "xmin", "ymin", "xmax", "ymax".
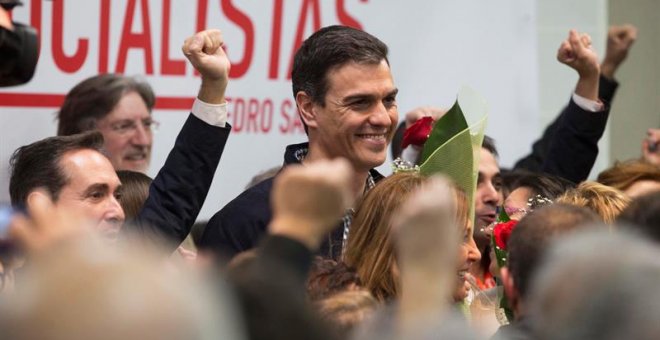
[
  {"xmin": 497, "ymin": 205, "xmax": 511, "ymax": 223},
  {"xmin": 420, "ymin": 100, "xmax": 468, "ymax": 163}
]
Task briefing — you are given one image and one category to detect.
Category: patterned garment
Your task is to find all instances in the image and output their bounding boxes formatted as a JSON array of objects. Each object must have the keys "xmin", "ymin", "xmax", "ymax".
[{"xmin": 292, "ymin": 144, "xmax": 377, "ymax": 258}]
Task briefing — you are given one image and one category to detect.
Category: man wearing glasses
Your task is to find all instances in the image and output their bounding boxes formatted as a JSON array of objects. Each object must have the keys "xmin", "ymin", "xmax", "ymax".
[{"xmin": 57, "ymin": 74, "xmax": 158, "ymax": 173}]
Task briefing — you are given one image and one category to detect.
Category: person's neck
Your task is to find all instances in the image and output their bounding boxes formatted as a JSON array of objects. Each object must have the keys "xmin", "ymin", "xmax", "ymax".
[{"xmin": 304, "ymin": 147, "xmax": 369, "ymax": 202}]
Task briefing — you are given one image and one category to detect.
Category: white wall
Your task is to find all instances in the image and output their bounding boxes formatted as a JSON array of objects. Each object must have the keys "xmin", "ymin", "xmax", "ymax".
[
  {"xmin": 1, "ymin": 1, "xmax": 542, "ymax": 222},
  {"xmin": 535, "ymin": 0, "xmax": 608, "ymax": 178}
]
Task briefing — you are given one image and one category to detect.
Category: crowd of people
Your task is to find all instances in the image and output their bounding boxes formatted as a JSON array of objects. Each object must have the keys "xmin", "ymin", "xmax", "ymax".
[{"xmin": 1, "ymin": 5, "xmax": 659, "ymax": 339}]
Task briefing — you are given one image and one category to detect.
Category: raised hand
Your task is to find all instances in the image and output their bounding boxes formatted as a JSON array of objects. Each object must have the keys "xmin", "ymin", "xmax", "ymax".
[
  {"xmin": 557, "ymin": 30, "xmax": 600, "ymax": 78},
  {"xmin": 9, "ymin": 190, "xmax": 89, "ymax": 254},
  {"xmin": 269, "ymin": 159, "xmax": 353, "ymax": 250},
  {"xmin": 601, "ymin": 24, "xmax": 638, "ymax": 79},
  {"xmin": 182, "ymin": 29, "xmax": 231, "ymax": 104},
  {"xmin": 392, "ymin": 175, "xmax": 459, "ymax": 335},
  {"xmin": 642, "ymin": 128, "xmax": 660, "ymax": 166},
  {"xmin": 557, "ymin": 30, "xmax": 601, "ymax": 101}
]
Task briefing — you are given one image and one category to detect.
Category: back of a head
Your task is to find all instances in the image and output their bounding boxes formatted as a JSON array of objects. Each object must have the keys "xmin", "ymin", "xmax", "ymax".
[
  {"xmin": 9, "ymin": 131, "xmax": 105, "ymax": 207},
  {"xmin": 617, "ymin": 191, "xmax": 660, "ymax": 244},
  {"xmin": 507, "ymin": 203, "xmax": 600, "ymax": 299},
  {"xmin": 307, "ymin": 258, "xmax": 361, "ymax": 301},
  {"xmin": 291, "ymin": 25, "xmax": 389, "ymax": 107},
  {"xmin": 529, "ymin": 230, "xmax": 660, "ymax": 340},
  {"xmin": 597, "ymin": 159, "xmax": 660, "ymax": 192},
  {"xmin": 0, "ymin": 235, "xmax": 243, "ymax": 340},
  {"xmin": 116, "ymin": 170, "xmax": 152, "ymax": 220},
  {"xmin": 556, "ymin": 181, "xmax": 630, "ymax": 224},
  {"xmin": 343, "ymin": 172, "xmax": 424, "ymax": 301},
  {"xmin": 507, "ymin": 170, "xmax": 575, "ymax": 200},
  {"xmin": 57, "ymin": 74, "xmax": 155, "ymax": 136},
  {"xmin": 315, "ymin": 289, "xmax": 378, "ymax": 338}
]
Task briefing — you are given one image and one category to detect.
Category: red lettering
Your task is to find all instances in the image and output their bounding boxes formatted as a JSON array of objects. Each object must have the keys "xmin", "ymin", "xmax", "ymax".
[
  {"xmin": 247, "ymin": 99, "xmax": 259, "ymax": 132},
  {"xmin": 116, "ymin": 0, "xmax": 154, "ymax": 74},
  {"xmin": 221, "ymin": 0, "xmax": 254, "ymax": 78},
  {"xmin": 268, "ymin": 0, "xmax": 284, "ymax": 79},
  {"xmin": 232, "ymin": 97, "xmax": 245, "ymax": 132},
  {"xmin": 29, "ymin": 0, "xmax": 41, "ymax": 51},
  {"xmin": 287, "ymin": 0, "xmax": 321, "ymax": 79},
  {"xmin": 225, "ymin": 97, "xmax": 233, "ymax": 118},
  {"xmin": 99, "ymin": 0, "xmax": 111, "ymax": 73},
  {"xmin": 160, "ymin": 0, "xmax": 186, "ymax": 75},
  {"xmin": 193, "ymin": 0, "xmax": 209, "ymax": 77},
  {"xmin": 261, "ymin": 99, "xmax": 274, "ymax": 133},
  {"xmin": 196, "ymin": 0, "xmax": 208, "ymax": 32},
  {"xmin": 280, "ymin": 99, "xmax": 293, "ymax": 133},
  {"xmin": 52, "ymin": 0, "xmax": 89, "ymax": 73},
  {"xmin": 336, "ymin": 0, "xmax": 363, "ymax": 29}
]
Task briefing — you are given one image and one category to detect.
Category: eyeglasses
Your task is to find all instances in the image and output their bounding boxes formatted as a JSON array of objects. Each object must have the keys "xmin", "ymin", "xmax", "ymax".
[{"xmin": 105, "ymin": 118, "xmax": 160, "ymax": 136}]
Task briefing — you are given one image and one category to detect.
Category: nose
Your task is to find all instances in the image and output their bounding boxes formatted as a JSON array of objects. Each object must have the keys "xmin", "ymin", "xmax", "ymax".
[
  {"xmin": 106, "ymin": 196, "xmax": 126, "ymax": 225},
  {"xmin": 480, "ymin": 181, "xmax": 501, "ymax": 205},
  {"xmin": 131, "ymin": 121, "xmax": 152, "ymax": 146},
  {"xmin": 467, "ymin": 236, "xmax": 482, "ymax": 264},
  {"xmin": 368, "ymin": 101, "xmax": 394, "ymax": 128}
]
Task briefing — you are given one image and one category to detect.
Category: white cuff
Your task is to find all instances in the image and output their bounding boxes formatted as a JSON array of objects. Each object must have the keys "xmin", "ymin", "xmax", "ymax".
[
  {"xmin": 191, "ymin": 98, "xmax": 228, "ymax": 127},
  {"xmin": 572, "ymin": 93, "xmax": 604, "ymax": 112}
]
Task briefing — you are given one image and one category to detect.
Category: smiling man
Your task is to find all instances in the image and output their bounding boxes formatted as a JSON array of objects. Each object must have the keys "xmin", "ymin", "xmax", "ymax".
[
  {"xmin": 201, "ymin": 25, "xmax": 398, "ymax": 260},
  {"xmin": 9, "ymin": 132, "xmax": 125, "ymax": 241},
  {"xmin": 57, "ymin": 74, "xmax": 156, "ymax": 173}
]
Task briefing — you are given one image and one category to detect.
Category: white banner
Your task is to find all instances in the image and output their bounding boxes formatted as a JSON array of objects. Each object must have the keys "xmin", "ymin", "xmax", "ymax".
[{"xmin": 1, "ymin": 0, "xmax": 538, "ymax": 221}]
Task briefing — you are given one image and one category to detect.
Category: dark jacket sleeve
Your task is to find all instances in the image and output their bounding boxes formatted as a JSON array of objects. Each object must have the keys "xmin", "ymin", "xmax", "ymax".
[
  {"xmin": 227, "ymin": 235, "xmax": 335, "ymax": 340},
  {"xmin": 540, "ymin": 99, "xmax": 610, "ymax": 183},
  {"xmin": 257, "ymin": 235, "xmax": 314, "ymax": 282},
  {"xmin": 200, "ymin": 178, "xmax": 274, "ymax": 259},
  {"xmin": 514, "ymin": 75, "xmax": 618, "ymax": 176},
  {"xmin": 124, "ymin": 114, "xmax": 230, "ymax": 252}
]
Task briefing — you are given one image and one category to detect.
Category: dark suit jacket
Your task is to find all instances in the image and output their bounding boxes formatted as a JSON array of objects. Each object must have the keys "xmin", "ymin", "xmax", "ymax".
[
  {"xmin": 122, "ymin": 114, "xmax": 231, "ymax": 252},
  {"xmin": 201, "ymin": 142, "xmax": 384, "ymax": 260},
  {"xmin": 513, "ymin": 75, "xmax": 617, "ymax": 182}
]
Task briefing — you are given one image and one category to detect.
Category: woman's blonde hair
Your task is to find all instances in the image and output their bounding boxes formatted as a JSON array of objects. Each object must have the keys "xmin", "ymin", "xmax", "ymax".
[{"xmin": 556, "ymin": 181, "xmax": 630, "ymax": 224}]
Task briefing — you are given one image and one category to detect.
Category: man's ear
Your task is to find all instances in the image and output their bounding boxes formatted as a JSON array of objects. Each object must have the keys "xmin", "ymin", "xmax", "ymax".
[
  {"xmin": 26, "ymin": 189, "xmax": 55, "ymax": 211},
  {"xmin": 501, "ymin": 266, "xmax": 520, "ymax": 316},
  {"xmin": 295, "ymin": 91, "xmax": 319, "ymax": 129}
]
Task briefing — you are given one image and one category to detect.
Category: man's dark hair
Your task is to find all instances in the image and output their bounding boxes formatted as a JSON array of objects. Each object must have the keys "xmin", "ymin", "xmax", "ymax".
[
  {"xmin": 57, "ymin": 74, "xmax": 155, "ymax": 136},
  {"xmin": 506, "ymin": 170, "xmax": 575, "ymax": 201},
  {"xmin": 481, "ymin": 135, "xmax": 498, "ymax": 158},
  {"xmin": 9, "ymin": 131, "xmax": 105, "ymax": 207},
  {"xmin": 507, "ymin": 203, "xmax": 599, "ymax": 298},
  {"xmin": 618, "ymin": 191, "xmax": 660, "ymax": 244},
  {"xmin": 291, "ymin": 25, "xmax": 389, "ymax": 133}
]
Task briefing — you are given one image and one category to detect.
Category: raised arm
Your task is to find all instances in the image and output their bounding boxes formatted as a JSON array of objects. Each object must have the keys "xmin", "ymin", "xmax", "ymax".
[
  {"xmin": 514, "ymin": 26, "xmax": 637, "ymax": 175},
  {"xmin": 126, "ymin": 30, "xmax": 232, "ymax": 251}
]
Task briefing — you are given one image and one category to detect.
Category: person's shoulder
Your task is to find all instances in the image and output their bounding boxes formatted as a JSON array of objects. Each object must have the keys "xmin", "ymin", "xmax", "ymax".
[
  {"xmin": 209, "ymin": 177, "xmax": 275, "ymax": 226},
  {"xmin": 201, "ymin": 177, "xmax": 276, "ymax": 254}
]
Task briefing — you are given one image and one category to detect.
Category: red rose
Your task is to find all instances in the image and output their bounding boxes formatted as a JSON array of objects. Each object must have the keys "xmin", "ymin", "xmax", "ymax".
[
  {"xmin": 402, "ymin": 116, "xmax": 434, "ymax": 149},
  {"xmin": 493, "ymin": 220, "xmax": 518, "ymax": 250}
]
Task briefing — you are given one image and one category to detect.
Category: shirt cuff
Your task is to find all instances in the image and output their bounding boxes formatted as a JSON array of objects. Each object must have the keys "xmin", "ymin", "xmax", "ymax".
[
  {"xmin": 572, "ymin": 92, "xmax": 604, "ymax": 112},
  {"xmin": 191, "ymin": 98, "xmax": 228, "ymax": 127}
]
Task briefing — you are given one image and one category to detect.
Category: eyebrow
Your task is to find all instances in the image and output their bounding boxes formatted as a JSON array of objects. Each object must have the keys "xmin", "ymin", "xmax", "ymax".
[
  {"xmin": 82, "ymin": 183, "xmax": 110, "ymax": 196},
  {"xmin": 342, "ymin": 88, "xmax": 399, "ymax": 104}
]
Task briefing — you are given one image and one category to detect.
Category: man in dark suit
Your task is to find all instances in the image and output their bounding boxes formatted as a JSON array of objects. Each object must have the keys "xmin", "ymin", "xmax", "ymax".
[{"xmin": 201, "ymin": 26, "xmax": 399, "ymax": 260}]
